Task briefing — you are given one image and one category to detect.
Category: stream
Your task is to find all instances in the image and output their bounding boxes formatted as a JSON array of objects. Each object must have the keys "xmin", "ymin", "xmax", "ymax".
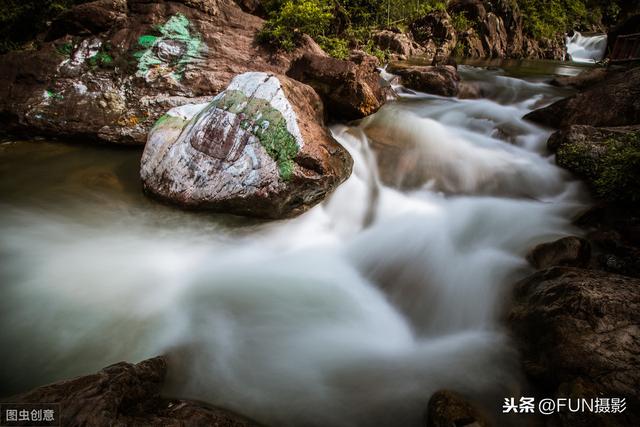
[{"xmin": 0, "ymin": 59, "xmax": 593, "ymax": 426}]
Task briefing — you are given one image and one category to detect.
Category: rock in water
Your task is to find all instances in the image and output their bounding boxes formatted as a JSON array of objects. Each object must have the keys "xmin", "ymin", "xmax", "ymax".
[
  {"xmin": 286, "ymin": 52, "xmax": 386, "ymax": 121},
  {"xmin": 386, "ymin": 63, "xmax": 460, "ymax": 97},
  {"xmin": 140, "ymin": 72, "xmax": 353, "ymax": 219},
  {"xmin": 525, "ymin": 67, "xmax": 640, "ymax": 128},
  {"xmin": 10, "ymin": 357, "xmax": 261, "ymax": 426},
  {"xmin": 426, "ymin": 390, "xmax": 489, "ymax": 427},
  {"xmin": 509, "ymin": 267, "xmax": 640, "ymax": 426}
]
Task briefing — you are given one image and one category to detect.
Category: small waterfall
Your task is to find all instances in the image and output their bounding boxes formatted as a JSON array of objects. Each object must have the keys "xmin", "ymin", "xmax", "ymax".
[{"xmin": 566, "ymin": 31, "xmax": 607, "ymax": 63}]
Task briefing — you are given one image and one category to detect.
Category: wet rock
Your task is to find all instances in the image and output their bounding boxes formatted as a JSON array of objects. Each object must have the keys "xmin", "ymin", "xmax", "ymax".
[
  {"xmin": 10, "ymin": 357, "xmax": 261, "ymax": 426},
  {"xmin": 140, "ymin": 72, "xmax": 353, "ymax": 218},
  {"xmin": 286, "ymin": 52, "xmax": 386, "ymax": 120},
  {"xmin": 524, "ymin": 67, "xmax": 640, "ymax": 128},
  {"xmin": 508, "ymin": 267, "xmax": 640, "ymax": 426},
  {"xmin": 386, "ymin": 63, "xmax": 460, "ymax": 97},
  {"xmin": 425, "ymin": 390, "xmax": 489, "ymax": 427},
  {"xmin": 0, "ymin": 0, "xmax": 322, "ymax": 144},
  {"xmin": 409, "ymin": 11, "xmax": 458, "ymax": 62},
  {"xmin": 550, "ymin": 67, "xmax": 610, "ymax": 90},
  {"xmin": 372, "ymin": 29, "xmax": 424, "ymax": 58},
  {"xmin": 527, "ymin": 236, "xmax": 591, "ymax": 269},
  {"xmin": 547, "ymin": 125, "xmax": 640, "ymax": 205}
]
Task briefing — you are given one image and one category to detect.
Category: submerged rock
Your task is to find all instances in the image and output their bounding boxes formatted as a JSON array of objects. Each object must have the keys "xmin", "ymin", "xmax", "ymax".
[
  {"xmin": 286, "ymin": 52, "xmax": 386, "ymax": 120},
  {"xmin": 0, "ymin": 0, "xmax": 321, "ymax": 144},
  {"xmin": 525, "ymin": 67, "xmax": 640, "ymax": 128},
  {"xmin": 386, "ymin": 63, "xmax": 460, "ymax": 97},
  {"xmin": 509, "ymin": 267, "xmax": 640, "ymax": 426},
  {"xmin": 10, "ymin": 357, "xmax": 261, "ymax": 426},
  {"xmin": 140, "ymin": 72, "xmax": 352, "ymax": 219}
]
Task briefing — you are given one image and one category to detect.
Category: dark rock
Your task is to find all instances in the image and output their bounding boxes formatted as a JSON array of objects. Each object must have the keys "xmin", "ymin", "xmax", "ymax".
[
  {"xmin": 140, "ymin": 72, "xmax": 353, "ymax": 219},
  {"xmin": 425, "ymin": 390, "xmax": 489, "ymax": 427},
  {"xmin": 508, "ymin": 267, "xmax": 640, "ymax": 427},
  {"xmin": 386, "ymin": 63, "xmax": 460, "ymax": 96},
  {"xmin": 547, "ymin": 125, "xmax": 640, "ymax": 205},
  {"xmin": 606, "ymin": 14, "xmax": 640, "ymax": 58},
  {"xmin": 10, "ymin": 357, "xmax": 261, "ymax": 426},
  {"xmin": 0, "ymin": 0, "xmax": 323, "ymax": 145},
  {"xmin": 525, "ymin": 67, "xmax": 640, "ymax": 128},
  {"xmin": 550, "ymin": 67, "xmax": 611, "ymax": 90},
  {"xmin": 527, "ymin": 236, "xmax": 591, "ymax": 269},
  {"xmin": 457, "ymin": 29, "xmax": 486, "ymax": 58},
  {"xmin": 286, "ymin": 52, "xmax": 386, "ymax": 120},
  {"xmin": 447, "ymin": 0, "xmax": 487, "ymax": 22},
  {"xmin": 409, "ymin": 11, "xmax": 458, "ymax": 62},
  {"xmin": 233, "ymin": 0, "xmax": 266, "ymax": 17}
]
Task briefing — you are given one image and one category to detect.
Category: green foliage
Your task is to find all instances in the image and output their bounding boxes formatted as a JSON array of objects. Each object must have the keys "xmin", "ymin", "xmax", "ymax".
[
  {"xmin": 0, "ymin": 0, "xmax": 90, "ymax": 53},
  {"xmin": 516, "ymin": 0, "xmax": 627, "ymax": 38},
  {"xmin": 450, "ymin": 11, "xmax": 472, "ymax": 32},
  {"xmin": 258, "ymin": 0, "xmax": 333, "ymax": 52},
  {"xmin": 257, "ymin": 0, "xmax": 448, "ymax": 58},
  {"xmin": 316, "ymin": 36, "xmax": 350, "ymax": 59},
  {"xmin": 594, "ymin": 133, "xmax": 640, "ymax": 205},
  {"xmin": 557, "ymin": 132, "xmax": 640, "ymax": 205}
]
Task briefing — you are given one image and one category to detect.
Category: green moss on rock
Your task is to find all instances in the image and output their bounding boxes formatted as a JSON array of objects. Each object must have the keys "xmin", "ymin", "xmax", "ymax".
[{"xmin": 557, "ymin": 131, "xmax": 640, "ymax": 204}]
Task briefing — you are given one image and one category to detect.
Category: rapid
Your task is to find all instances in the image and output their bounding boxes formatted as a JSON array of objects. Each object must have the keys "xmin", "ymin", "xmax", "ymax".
[{"xmin": 0, "ymin": 61, "xmax": 590, "ymax": 426}]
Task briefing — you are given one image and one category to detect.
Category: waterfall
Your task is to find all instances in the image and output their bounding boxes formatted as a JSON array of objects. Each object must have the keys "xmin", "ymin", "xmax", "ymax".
[{"xmin": 566, "ymin": 31, "xmax": 607, "ymax": 63}]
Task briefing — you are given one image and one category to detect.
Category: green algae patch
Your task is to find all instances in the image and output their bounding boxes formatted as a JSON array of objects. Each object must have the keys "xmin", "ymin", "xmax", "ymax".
[
  {"xmin": 212, "ymin": 90, "xmax": 300, "ymax": 181},
  {"xmin": 134, "ymin": 13, "xmax": 204, "ymax": 81},
  {"xmin": 557, "ymin": 131, "xmax": 640, "ymax": 205}
]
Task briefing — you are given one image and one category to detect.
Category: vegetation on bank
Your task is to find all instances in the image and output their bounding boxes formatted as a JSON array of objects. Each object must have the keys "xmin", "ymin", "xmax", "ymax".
[
  {"xmin": 0, "ymin": 0, "xmax": 634, "ymax": 55},
  {"xmin": 257, "ymin": 0, "xmax": 632, "ymax": 58}
]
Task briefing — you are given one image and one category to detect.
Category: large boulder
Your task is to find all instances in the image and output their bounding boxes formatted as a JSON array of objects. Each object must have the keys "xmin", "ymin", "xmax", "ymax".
[
  {"xmin": 140, "ymin": 72, "xmax": 353, "ymax": 218},
  {"xmin": 9, "ymin": 357, "xmax": 261, "ymax": 426},
  {"xmin": 386, "ymin": 63, "xmax": 460, "ymax": 97},
  {"xmin": 547, "ymin": 125, "xmax": 640, "ymax": 205},
  {"xmin": 286, "ymin": 52, "xmax": 386, "ymax": 121},
  {"xmin": 0, "ymin": 0, "xmax": 321, "ymax": 144},
  {"xmin": 509, "ymin": 267, "xmax": 640, "ymax": 427},
  {"xmin": 524, "ymin": 67, "xmax": 640, "ymax": 128}
]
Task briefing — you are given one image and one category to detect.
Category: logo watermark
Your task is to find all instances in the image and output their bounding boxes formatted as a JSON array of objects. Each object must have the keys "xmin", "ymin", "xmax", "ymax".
[
  {"xmin": 1, "ymin": 404, "xmax": 60, "ymax": 426},
  {"xmin": 503, "ymin": 397, "xmax": 626, "ymax": 415}
]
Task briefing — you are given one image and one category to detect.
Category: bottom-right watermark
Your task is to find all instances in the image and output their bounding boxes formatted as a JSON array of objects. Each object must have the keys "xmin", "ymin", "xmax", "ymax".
[{"xmin": 503, "ymin": 397, "xmax": 627, "ymax": 415}]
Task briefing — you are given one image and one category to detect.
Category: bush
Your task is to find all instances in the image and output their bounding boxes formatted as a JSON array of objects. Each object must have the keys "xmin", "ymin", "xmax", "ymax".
[{"xmin": 257, "ymin": 0, "xmax": 333, "ymax": 51}]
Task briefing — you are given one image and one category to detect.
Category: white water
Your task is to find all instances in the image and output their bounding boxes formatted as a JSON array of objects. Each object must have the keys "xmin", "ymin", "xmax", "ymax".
[
  {"xmin": 0, "ymin": 64, "xmax": 588, "ymax": 426},
  {"xmin": 566, "ymin": 31, "xmax": 607, "ymax": 63}
]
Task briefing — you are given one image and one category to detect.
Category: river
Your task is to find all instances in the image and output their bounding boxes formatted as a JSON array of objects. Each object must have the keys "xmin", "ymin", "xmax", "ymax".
[{"xmin": 0, "ymin": 59, "xmax": 593, "ymax": 426}]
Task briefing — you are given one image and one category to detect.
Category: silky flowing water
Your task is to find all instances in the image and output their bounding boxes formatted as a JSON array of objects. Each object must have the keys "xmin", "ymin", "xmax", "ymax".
[{"xmin": 0, "ymin": 60, "xmax": 592, "ymax": 426}]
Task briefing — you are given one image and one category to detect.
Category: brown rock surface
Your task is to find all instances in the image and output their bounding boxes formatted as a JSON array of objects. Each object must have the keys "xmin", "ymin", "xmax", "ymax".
[
  {"xmin": 0, "ymin": 0, "xmax": 322, "ymax": 145},
  {"xmin": 386, "ymin": 63, "xmax": 460, "ymax": 97},
  {"xmin": 524, "ymin": 67, "xmax": 640, "ymax": 128},
  {"xmin": 286, "ymin": 52, "xmax": 386, "ymax": 121},
  {"xmin": 9, "ymin": 357, "xmax": 262, "ymax": 427},
  {"xmin": 508, "ymin": 267, "xmax": 640, "ymax": 426}
]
